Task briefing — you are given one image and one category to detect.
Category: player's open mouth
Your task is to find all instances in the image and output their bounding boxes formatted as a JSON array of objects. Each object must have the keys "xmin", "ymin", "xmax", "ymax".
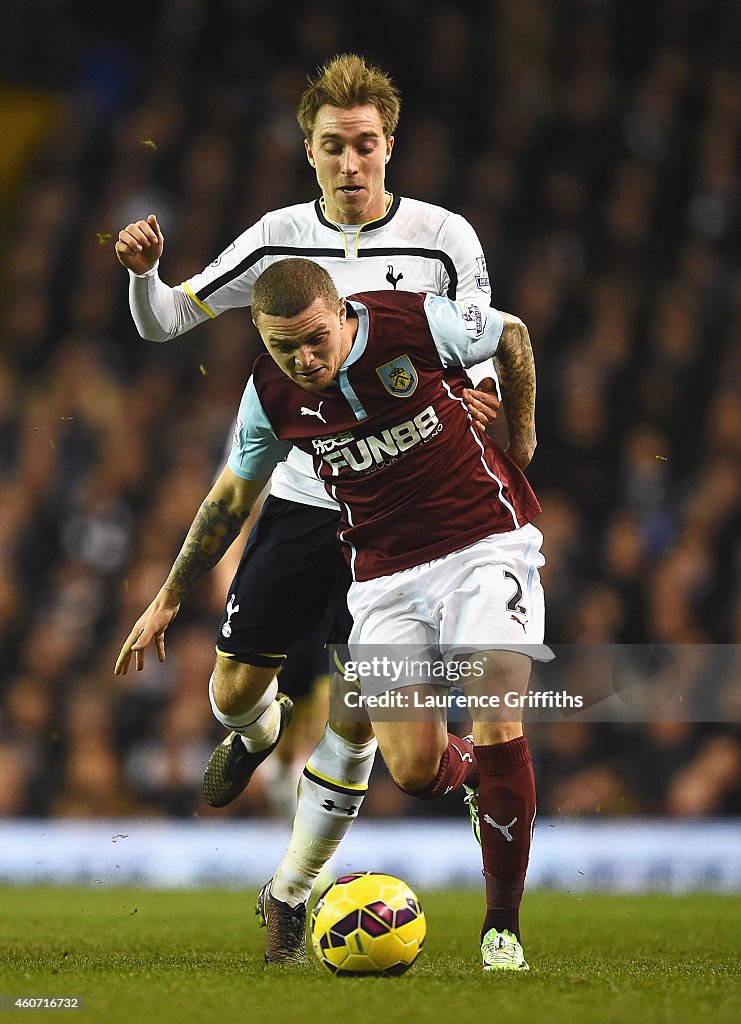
[
  {"xmin": 339, "ymin": 186, "xmax": 362, "ymax": 194},
  {"xmin": 297, "ymin": 367, "xmax": 324, "ymax": 378}
]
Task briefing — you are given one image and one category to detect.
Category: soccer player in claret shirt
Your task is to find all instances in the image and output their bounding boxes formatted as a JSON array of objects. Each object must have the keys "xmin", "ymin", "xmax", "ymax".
[
  {"xmin": 116, "ymin": 258, "xmax": 550, "ymax": 972},
  {"xmin": 115, "ymin": 54, "xmax": 501, "ymax": 963}
]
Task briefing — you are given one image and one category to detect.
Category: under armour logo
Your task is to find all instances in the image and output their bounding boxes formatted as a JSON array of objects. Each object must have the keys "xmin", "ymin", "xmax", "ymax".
[
  {"xmin": 221, "ymin": 594, "xmax": 240, "ymax": 638},
  {"xmin": 484, "ymin": 814, "xmax": 517, "ymax": 841},
  {"xmin": 322, "ymin": 798, "xmax": 358, "ymax": 816},
  {"xmin": 386, "ymin": 265, "xmax": 404, "ymax": 289},
  {"xmin": 300, "ymin": 401, "xmax": 326, "ymax": 424}
]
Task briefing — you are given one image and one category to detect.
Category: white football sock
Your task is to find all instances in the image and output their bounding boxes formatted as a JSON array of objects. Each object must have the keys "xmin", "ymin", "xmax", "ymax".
[
  {"xmin": 208, "ymin": 673, "xmax": 281, "ymax": 753},
  {"xmin": 271, "ymin": 725, "xmax": 377, "ymax": 907}
]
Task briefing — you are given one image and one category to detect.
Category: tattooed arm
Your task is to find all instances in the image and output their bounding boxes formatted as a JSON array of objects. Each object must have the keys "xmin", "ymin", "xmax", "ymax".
[
  {"xmin": 493, "ymin": 312, "xmax": 537, "ymax": 470},
  {"xmin": 114, "ymin": 466, "xmax": 268, "ymax": 674}
]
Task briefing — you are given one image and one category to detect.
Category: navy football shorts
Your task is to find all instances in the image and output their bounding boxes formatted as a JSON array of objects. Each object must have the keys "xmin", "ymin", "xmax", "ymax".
[{"xmin": 215, "ymin": 495, "xmax": 352, "ymax": 671}]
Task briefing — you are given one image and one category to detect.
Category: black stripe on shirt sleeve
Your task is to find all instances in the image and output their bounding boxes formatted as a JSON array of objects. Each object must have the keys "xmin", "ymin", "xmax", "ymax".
[{"xmin": 196, "ymin": 245, "xmax": 346, "ymax": 302}]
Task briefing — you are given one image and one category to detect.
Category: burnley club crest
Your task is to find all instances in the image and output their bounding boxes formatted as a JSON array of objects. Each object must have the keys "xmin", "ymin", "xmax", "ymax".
[{"xmin": 375, "ymin": 355, "xmax": 418, "ymax": 397}]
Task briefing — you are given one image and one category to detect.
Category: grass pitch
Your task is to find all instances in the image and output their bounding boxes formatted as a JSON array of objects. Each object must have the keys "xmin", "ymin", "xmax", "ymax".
[{"xmin": 0, "ymin": 887, "xmax": 739, "ymax": 1024}]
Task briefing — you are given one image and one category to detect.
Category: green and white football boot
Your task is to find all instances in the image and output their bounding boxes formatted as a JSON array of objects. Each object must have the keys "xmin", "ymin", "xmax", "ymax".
[{"xmin": 481, "ymin": 928, "xmax": 529, "ymax": 972}]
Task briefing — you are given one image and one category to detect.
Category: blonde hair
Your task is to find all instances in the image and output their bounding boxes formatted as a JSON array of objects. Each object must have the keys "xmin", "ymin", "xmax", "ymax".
[{"xmin": 297, "ymin": 53, "xmax": 401, "ymax": 142}]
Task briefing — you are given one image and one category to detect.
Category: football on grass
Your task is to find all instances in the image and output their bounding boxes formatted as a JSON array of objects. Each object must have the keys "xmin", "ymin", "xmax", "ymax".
[{"xmin": 310, "ymin": 871, "xmax": 426, "ymax": 976}]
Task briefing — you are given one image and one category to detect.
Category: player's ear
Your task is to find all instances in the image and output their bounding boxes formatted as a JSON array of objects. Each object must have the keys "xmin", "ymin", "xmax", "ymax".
[
  {"xmin": 338, "ymin": 296, "xmax": 346, "ymax": 324},
  {"xmin": 384, "ymin": 135, "xmax": 394, "ymax": 163},
  {"xmin": 305, "ymin": 139, "xmax": 316, "ymax": 168}
]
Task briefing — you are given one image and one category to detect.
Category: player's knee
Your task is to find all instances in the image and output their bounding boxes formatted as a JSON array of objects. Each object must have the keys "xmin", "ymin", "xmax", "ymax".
[
  {"xmin": 385, "ymin": 749, "xmax": 440, "ymax": 794},
  {"xmin": 211, "ymin": 659, "xmax": 273, "ymax": 717},
  {"xmin": 210, "ymin": 665, "xmax": 248, "ymax": 717}
]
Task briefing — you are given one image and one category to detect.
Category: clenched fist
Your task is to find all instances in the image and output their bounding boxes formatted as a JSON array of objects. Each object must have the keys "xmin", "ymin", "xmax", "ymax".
[{"xmin": 115, "ymin": 213, "xmax": 164, "ymax": 274}]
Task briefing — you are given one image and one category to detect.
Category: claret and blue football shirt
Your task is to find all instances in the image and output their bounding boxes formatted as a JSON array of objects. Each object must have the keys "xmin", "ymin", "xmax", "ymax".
[{"xmin": 229, "ymin": 291, "xmax": 540, "ymax": 581}]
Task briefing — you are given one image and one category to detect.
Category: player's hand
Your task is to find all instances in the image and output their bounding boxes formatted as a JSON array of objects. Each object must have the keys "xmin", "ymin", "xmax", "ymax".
[
  {"xmin": 115, "ymin": 214, "xmax": 164, "ymax": 274},
  {"xmin": 462, "ymin": 377, "xmax": 500, "ymax": 433},
  {"xmin": 114, "ymin": 591, "xmax": 180, "ymax": 675}
]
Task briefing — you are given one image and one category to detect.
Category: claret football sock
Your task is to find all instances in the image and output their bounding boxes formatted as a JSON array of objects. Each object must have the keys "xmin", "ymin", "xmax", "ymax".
[
  {"xmin": 475, "ymin": 735, "xmax": 536, "ymax": 942},
  {"xmin": 271, "ymin": 725, "xmax": 377, "ymax": 908},
  {"xmin": 402, "ymin": 733, "xmax": 478, "ymax": 799},
  {"xmin": 208, "ymin": 673, "xmax": 281, "ymax": 752}
]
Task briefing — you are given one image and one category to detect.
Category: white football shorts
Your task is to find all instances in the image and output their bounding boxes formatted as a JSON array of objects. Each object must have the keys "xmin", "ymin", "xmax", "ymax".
[{"xmin": 347, "ymin": 523, "xmax": 551, "ymax": 671}]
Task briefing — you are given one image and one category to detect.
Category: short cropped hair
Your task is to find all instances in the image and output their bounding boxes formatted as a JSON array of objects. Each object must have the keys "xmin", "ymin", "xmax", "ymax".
[
  {"xmin": 297, "ymin": 53, "xmax": 401, "ymax": 142},
  {"xmin": 252, "ymin": 259, "xmax": 340, "ymax": 321}
]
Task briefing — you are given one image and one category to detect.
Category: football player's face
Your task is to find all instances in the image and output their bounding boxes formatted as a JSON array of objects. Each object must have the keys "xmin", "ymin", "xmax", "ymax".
[
  {"xmin": 306, "ymin": 104, "xmax": 394, "ymax": 225},
  {"xmin": 257, "ymin": 297, "xmax": 350, "ymax": 392}
]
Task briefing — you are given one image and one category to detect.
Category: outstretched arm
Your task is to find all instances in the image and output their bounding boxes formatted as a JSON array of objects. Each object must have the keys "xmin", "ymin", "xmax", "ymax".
[
  {"xmin": 493, "ymin": 313, "xmax": 536, "ymax": 470},
  {"xmin": 114, "ymin": 466, "xmax": 267, "ymax": 675},
  {"xmin": 115, "ymin": 213, "xmax": 210, "ymax": 341}
]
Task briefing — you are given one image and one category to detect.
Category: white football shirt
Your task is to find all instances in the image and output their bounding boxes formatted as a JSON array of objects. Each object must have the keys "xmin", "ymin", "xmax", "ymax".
[{"xmin": 132, "ymin": 195, "xmax": 493, "ymax": 508}]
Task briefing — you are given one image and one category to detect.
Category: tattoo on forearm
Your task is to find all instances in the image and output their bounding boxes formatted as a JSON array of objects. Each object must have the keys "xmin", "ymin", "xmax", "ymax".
[
  {"xmin": 165, "ymin": 498, "xmax": 248, "ymax": 597},
  {"xmin": 494, "ymin": 321, "xmax": 536, "ymax": 453}
]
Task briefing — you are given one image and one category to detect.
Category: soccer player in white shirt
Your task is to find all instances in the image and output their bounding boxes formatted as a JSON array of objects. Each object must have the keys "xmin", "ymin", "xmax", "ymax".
[{"xmin": 115, "ymin": 54, "xmax": 499, "ymax": 965}]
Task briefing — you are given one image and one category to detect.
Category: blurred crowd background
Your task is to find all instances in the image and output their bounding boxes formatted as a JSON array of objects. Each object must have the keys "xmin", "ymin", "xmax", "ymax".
[{"xmin": 0, "ymin": 0, "xmax": 738, "ymax": 823}]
